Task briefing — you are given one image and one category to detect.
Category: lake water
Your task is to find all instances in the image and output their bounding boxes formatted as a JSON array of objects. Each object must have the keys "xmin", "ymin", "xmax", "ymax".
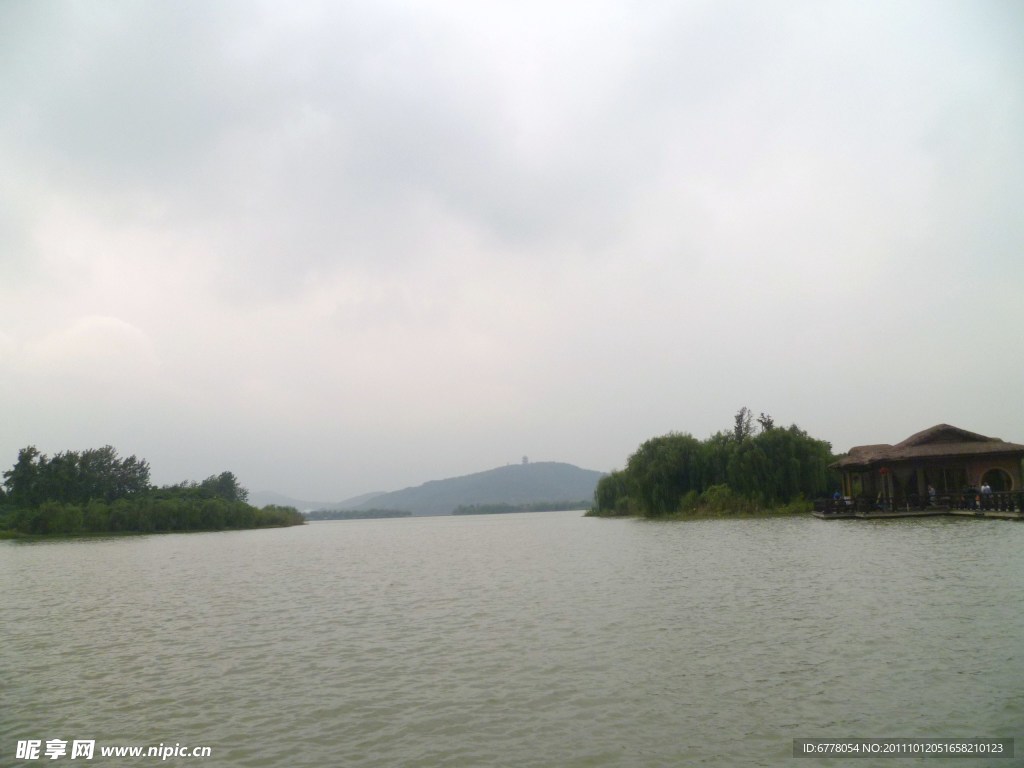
[{"xmin": 3, "ymin": 511, "xmax": 1022, "ymax": 767}]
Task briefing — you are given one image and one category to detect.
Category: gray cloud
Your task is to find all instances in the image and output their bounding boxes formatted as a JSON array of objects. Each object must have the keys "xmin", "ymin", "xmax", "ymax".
[{"xmin": 1, "ymin": 0, "xmax": 1021, "ymax": 499}]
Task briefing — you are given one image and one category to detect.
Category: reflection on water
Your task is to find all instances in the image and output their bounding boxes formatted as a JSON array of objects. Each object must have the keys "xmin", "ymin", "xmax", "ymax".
[{"xmin": 3, "ymin": 513, "xmax": 1022, "ymax": 766}]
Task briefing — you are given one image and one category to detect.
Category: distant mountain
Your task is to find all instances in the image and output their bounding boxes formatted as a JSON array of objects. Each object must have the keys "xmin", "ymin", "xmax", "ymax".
[
  {"xmin": 249, "ymin": 490, "xmax": 385, "ymax": 512},
  {"xmin": 331, "ymin": 491, "xmax": 386, "ymax": 509},
  {"xmin": 354, "ymin": 461, "xmax": 605, "ymax": 516}
]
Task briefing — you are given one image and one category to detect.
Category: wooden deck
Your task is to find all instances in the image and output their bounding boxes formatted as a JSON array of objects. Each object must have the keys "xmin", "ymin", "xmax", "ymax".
[
  {"xmin": 813, "ymin": 491, "xmax": 1024, "ymax": 521},
  {"xmin": 812, "ymin": 509, "xmax": 1024, "ymax": 521}
]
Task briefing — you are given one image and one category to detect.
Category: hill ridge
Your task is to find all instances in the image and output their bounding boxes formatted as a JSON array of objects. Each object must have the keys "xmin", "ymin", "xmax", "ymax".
[{"xmin": 354, "ymin": 461, "xmax": 604, "ymax": 516}]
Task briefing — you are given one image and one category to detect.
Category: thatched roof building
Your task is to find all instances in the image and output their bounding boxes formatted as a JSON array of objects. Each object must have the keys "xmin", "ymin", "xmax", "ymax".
[{"xmin": 832, "ymin": 424, "xmax": 1024, "ymax": 502}]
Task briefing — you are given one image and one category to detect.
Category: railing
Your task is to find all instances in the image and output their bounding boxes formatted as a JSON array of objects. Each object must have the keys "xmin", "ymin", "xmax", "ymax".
[
  {"xmin": 814, "ymin": 497, "xmax": 872, "ymax": 514},
  {"xmin": 943, "ymin": 490, "xmax": 1024, "ymax": 512},
  {"xmin": 815, "ymin": 492, "xmax": 1024, "ymax": 515}
]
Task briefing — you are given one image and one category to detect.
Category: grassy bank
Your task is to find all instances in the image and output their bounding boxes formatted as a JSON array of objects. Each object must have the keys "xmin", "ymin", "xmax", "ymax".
[{"xmin": 586, "ymin": 488, "xmax": 813, "ymax": 520}]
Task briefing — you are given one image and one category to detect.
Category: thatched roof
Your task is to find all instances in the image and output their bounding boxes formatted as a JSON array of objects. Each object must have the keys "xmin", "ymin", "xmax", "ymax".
[{"xmin": 832, "ymin": 424, "xmax": 1024, "ymax": 469}]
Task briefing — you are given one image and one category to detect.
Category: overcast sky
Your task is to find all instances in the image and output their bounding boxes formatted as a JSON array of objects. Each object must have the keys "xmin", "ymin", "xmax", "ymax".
[{"xmin": 2, "ymin": 0, "xmax": 1022, "ymax": 501}]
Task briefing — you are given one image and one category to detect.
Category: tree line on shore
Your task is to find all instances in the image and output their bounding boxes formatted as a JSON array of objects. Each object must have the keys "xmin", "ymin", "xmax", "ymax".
[
  {"xmin": 0, "ymin": 445, "xmax": 304, "ymax": 535},
  {"xmin": 305, "ymin": 509, "xmax": 412, "ymax": 520},
  {"xmin": 590, "ymin": 408, "xmax": 839, "ymax": 518},
  {"xmin": 453, "ymin": 500, "xmax": 592, "ymax": 515}
]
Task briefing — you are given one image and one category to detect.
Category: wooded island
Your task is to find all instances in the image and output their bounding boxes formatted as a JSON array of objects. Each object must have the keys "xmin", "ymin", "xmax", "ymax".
[
  {"xmin": 588, "ymin": 408, "xmax": 837, "ymax": 518},
  {"xmin": 0, "ymin": 445, "xmax": 304, "ymax": 536}
]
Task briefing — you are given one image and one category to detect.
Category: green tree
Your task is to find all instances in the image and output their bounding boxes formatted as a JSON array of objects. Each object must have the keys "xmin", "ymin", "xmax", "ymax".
[
  {"xmin": 598, "ymin": 410, "xmax": 837, "ymax": 517},
  {"xmin": 733, "ymin": 407, "xmax": 754, "ymax": 442},
  {"xmin": 697, "ymin": 431, "xmax": 734, "ymax": 489},
  {"xmin": 199, "ymin": 471, "xmax": 248, "ymax": 503},
  {"xmin": 83, "ymin": 499, "xmax": 111, "ymax": 532},
  {"xmin": 256, "ymin": 505, "xmax": 304, "ymax": 527},
  {"xmin": 3, "ymin": 446, "xmax": 45, "ymax": 508},
  {"xmin": 106, "ymin": 449, "xmax": 151, "ymax": 500},
  {"xmin": 4, "ymin": 445, "xmax": 151, "ymax": 509},
  {"xmin": 199, "ymin": 498, "xmax": 227, "ymax": 529},
  {"xmin": 44, "ymin": 451, "xmax": 81, "ymax": 504},
  {"xmin": 2, "ymin": 445, "xmax": 300, "ymax": 534},
  {"xmin": 592, "ymin": 470, "xmax": 632, "ymax": 516},
  {"xmin": 626, "ymin": 432, "xmax": 703, "ymax": 517}
]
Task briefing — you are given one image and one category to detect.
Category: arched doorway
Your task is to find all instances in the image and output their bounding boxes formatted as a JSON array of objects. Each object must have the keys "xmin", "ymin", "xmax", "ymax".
[{"xmin": 981, "ymin": 468, "xmax": 1012, "ymax": 492}]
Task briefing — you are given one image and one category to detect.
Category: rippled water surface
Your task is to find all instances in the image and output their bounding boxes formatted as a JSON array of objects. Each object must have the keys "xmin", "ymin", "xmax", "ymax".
[{"xmin": 3, "ymin": 512, "xmax": 1022, "ymax": 767}]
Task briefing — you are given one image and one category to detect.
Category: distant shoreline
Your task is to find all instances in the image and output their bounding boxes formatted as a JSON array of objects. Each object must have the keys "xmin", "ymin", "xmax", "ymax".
[
  {"xmin": 454, "ymin": 501, "xmax": 590, "ymax": 516},
  {"xmin": 0, "ymin": 519, "xmax": 305, "ymax": 541},
  {"xmin": 305, "ymin": 509, "xmax": 412, "ymax": 521}
]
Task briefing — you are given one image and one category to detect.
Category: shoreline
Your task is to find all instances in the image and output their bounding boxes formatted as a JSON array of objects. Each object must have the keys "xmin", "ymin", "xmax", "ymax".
[{"xmin": 585, "ymin": 505, "xmax": 811, "ymax": 521}]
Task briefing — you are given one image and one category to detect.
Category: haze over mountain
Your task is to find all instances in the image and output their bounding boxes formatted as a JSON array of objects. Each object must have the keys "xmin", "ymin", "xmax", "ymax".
[
  {"xmin": 248, "ymin": 490, "xmax": 383, "ymax": 512},
  {"xmin": 350, "ymin": 461, "xmax": 604, "ymax": 516}
]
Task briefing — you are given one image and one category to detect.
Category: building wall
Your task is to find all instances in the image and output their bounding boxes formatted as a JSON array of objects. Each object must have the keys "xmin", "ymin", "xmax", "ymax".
[
  {"xmin": 965, "ymin": 455, "xmax": 1022, "ymax": 490},
  {"xmin": 841, "ymin": 453, "xmax": 1024, "ymax": 498}
]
